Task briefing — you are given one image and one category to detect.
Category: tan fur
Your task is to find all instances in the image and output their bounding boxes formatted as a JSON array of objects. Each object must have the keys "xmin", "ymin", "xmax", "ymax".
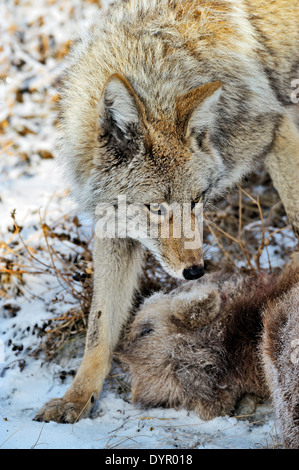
[
  {"xmin": 120, "ymin": 268, "xmax": 299, "ymax": 448},
  {"xmin": 35, "ymin": 0, "xmax": 299, "ymax": 423}
]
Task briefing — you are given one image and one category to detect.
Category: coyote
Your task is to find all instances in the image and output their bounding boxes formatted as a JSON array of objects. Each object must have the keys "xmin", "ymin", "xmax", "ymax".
[
  {"xmin": 120, "ymin": 267, "xmax": 299, "ymax": 448},
  {"xmin": 35, "ymin": 0, "xmax": 299, "ymax": 423}
]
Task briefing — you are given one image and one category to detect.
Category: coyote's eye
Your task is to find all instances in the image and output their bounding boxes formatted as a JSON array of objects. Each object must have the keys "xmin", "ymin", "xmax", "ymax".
[
  {"xmin": 191, "ymin": 197, "xmax": 201, "ymax": 210},
  {"xmin": 150, "ymin": 203, "xmax": 161, "ymax": 212},
  {"xmin": 145, "ymin": 203, "xmax": 167, "ymax": 216}
]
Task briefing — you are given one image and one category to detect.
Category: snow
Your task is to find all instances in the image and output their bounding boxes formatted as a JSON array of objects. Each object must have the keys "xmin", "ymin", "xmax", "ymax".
[{"xmin": 0, "ymin": 0, "xmax": 292, "ymax": 450}]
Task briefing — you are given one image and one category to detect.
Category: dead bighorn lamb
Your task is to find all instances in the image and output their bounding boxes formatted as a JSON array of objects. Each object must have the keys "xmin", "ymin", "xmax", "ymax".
[{"xmin": 120, "ymin": 268, "xmax": 299, "ymax": 449}]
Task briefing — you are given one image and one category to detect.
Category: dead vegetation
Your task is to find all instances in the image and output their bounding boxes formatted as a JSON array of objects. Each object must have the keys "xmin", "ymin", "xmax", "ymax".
[{"xmin": 203, "ymin": 169, "xmax": 295, "ymax": 273}]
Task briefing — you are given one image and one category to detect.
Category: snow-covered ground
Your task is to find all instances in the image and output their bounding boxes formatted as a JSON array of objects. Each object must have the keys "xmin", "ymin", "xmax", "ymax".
[{"xmin": 0, "ymin": 0, "xmax": 297, "ymax": 450}]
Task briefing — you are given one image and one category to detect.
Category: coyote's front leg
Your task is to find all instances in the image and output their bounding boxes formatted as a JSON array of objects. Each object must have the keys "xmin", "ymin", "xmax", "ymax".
[
  {"xmin": 35, "ymin": 237, "xmax": 144, "ymax": 423},
  {"xmin": 265, "ymin": 114, "xmax": 299, "ymax": 239}
]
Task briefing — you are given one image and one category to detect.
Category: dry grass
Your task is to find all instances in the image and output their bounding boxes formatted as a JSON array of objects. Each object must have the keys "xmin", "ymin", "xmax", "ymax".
[
  {"xmin": 204, "ymin": 186, "xmax": 291, "ymax": 273},
  {"xmin": 202, "ymin": 168, "xmax": 295, "ymax": 273},
  {"xmin": 1, "ymin": 205, "xmax": 93, "ymax": 359}
]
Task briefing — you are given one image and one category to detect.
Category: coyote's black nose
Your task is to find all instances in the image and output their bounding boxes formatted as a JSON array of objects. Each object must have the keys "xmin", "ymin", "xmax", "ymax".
[{"xmin": 183, "ymin": 265, "xmax": 205, "ymax": 280}]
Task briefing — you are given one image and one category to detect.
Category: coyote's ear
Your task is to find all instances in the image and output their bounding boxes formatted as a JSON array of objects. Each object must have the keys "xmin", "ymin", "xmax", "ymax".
[
  {"xmin": 171, "ymin": 290, "xmax": 221, "ymax": 328},
  {"xmin": 176, "ymin": 81, "xmax": 222, "ymax": 137},
  {"xmin": 98, "ymin": 74, "xmax": 147, "ymax": 155}
]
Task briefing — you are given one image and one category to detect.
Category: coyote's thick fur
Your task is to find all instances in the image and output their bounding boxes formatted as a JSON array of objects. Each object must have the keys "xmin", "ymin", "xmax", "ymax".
[
  {"xmin": 121, "ymin": 268, "xmax": 299, "ymax": 449},
  {"xmin": 35, "ymin": 0, "xmax": 299, "ymax": 423}
]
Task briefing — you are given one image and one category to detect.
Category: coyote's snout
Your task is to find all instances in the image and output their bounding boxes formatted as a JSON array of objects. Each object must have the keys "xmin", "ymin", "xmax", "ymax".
[
  {"xmin": 140, "ymin": 204, "xmax": 205, "ymax": 280},
  {"xmin": 35, "ymin": 0, "xmax": 299, "ymax": 423},
  {"xmin": 95, "ymin": 197, "xmax": 205, "ymax": 279}
]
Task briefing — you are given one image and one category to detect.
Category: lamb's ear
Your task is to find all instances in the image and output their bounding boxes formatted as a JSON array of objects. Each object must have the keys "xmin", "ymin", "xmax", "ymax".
[
  {"xmin": 171, "ymin": 290, "xmax": 221, "ymax": 328},
  {"xmin": 98, "ymin": 74, "xmax": 147, "ymax": 155},
  {"xmin": 176, "ymin": 81, "xmax": 222, "ymax": 138}
]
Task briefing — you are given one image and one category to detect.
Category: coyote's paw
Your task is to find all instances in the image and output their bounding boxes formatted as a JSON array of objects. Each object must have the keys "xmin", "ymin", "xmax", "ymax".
[{"xmin": 34, "ymin": 397, "xmax": 92, "ymax": 424}]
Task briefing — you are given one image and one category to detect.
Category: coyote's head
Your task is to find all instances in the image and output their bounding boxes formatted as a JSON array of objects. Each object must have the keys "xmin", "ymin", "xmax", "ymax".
[{"xmin": 73, "ymin": 74, "xmax": 224, "ymax": 280}]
